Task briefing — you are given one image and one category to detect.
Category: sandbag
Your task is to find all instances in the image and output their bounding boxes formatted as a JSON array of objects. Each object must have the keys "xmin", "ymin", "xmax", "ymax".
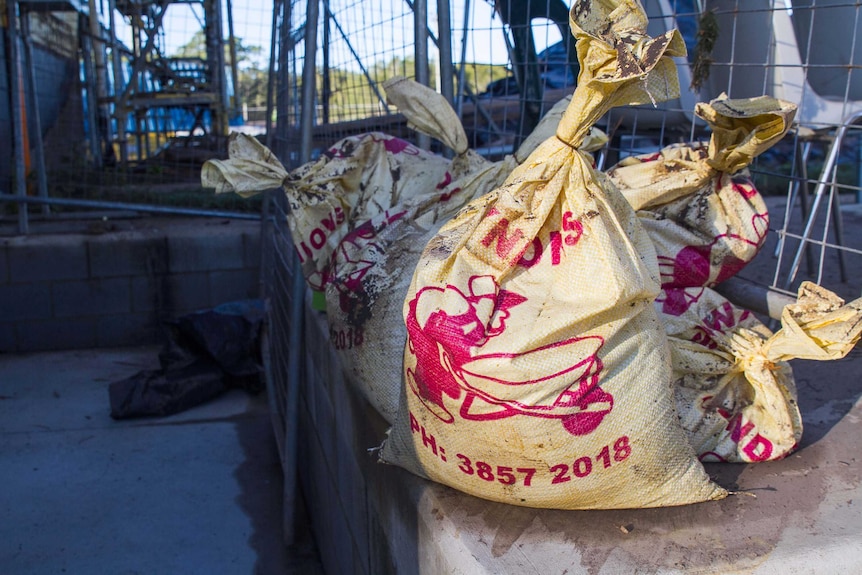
[
  {"xmin": 326, "ymin": 83, "xmax": 608, "ymax": 422},
  {"xmin": 204, "ymin": 133, "xmax": 457, "ymax": 419},
  {"xmin": 663, "ymin": 282, "xmax": 862, "ymax": 462},
  {"xmin": 322, "ymin": 78, "xmax": 520, "ymax": 421},
  {"xmin": 606, "ymin": 95, "xmax": 796, "ymax": 308},
  {"xmin": 203, "ymin": 128, "xmax": 457, "ymax": 292},
  {"xmin": 381, "ymin": 0, "xmax": 726, "ymax": 510}
]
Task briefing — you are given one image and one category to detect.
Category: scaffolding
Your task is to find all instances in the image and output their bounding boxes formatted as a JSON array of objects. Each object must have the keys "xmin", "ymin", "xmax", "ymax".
[
  {"xmin": 111, "ymin": 0, "xmax": 232, "ymax": 165},
  {"xmin": 2, "ymin": 0, "xmax": 244, "ymax": 232}
]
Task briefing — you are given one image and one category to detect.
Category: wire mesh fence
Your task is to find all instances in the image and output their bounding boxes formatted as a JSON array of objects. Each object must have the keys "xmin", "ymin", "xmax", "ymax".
[
  {"xmin": 277, "ymin": 0, "xmax": 862, "ymax": 301},
  {"xmin": 3, "ymin": 0, "xmax": 861, "ymax": 294},
  {"xmin": 258, "ymin": 188, "xmax": 306, "ymax": 543},
  {"xmin": 1, "ymin": 0, "xmax": 274, "ymax": 230},
  {"xmin": 697, "ymin": 0, "xmax": 862, "ymax": 303}
]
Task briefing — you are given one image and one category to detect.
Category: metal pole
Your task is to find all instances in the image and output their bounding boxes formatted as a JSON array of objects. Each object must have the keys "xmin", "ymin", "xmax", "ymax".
[
  {"xmin": 81, "ymin": 14, "xmax": 104, "ymax": 166},
  {"xmin": 265, "ymin": 0, "xmax": 280, "ymax": 149},
  {"xmin": 437, "ymin": 0, "xmax": 453, "ymax": 107},
  {"xmin": 413, "ymin": 0, "xmax": 429, "ymax": 87},
  {"xmin": 89, "ymin": 0, "xmax": 114, "ymax": 164},
  {"xmin": 226, "ymin": 0, "xmax": 241, "ymax": 119},
  {"xmin": 275, "ymin": 0, "xmax": 293, "ymax": 162},
  {"xmin": 20, "ymin": 9, "xmax": 49, "ymax": 215},
  {"xmin": 405, "ymin": 0, "xmax": 439, "ymax": 45},
  {"xmin": 455, "ymin": 0, "xmax": 470, "ymax": 118},
  {"xmin": 107, "ymin": 0, "xmax": 128, "ymax": 166},
  {"xmin": 280, "ymin": 0, "xmax": 320, "ymax": 547},
  {"xmin": 299, "ymin": 0, "xmax": 320, "ymax": 164},
  {"xmin": 6, "ymin": 0, "xmax": 28, "ymax": 234},
  {"xmin": 413, "ymin": 0, "xmax": 430, "ymax": 149},
  {"xmin": 283, "ymin": 247, "xmax": 305, "ymax": 546},
  {"xmin": 0, "ymin": 193, "xmax": 262, "ymax": 220},
  {"xmin": 204, "ymin": 0, "xmax": 228, "ymax": 136},
  {"xmin": 321, "ymin": 0, "xmax": 331, "ymax": 124},
  {"xmin": 436, "ymin": 0, "xmax": 454, "ymax": 157}
]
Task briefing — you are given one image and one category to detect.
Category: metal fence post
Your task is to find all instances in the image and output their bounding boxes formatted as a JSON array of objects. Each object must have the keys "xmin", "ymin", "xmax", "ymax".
[
  {"xmin": 413, "ymin": 0, "xmax": 430, "ymax": 149},
  {"xmin": 6, "ymin": 0, "xmax": 28, "ymax": 234},
  {"xmin": 20, "ymin": 8, "xmax": 49, "ymax": 215},
  {"xmin": 299, "ymin": 0, "xmax": 321, "ymax": 164}
]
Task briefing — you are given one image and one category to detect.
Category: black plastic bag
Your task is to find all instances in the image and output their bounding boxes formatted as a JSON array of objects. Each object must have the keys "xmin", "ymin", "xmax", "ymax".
[{"xmin": 109, "ymin": 300, "xmax": 265, "ymax": 419}]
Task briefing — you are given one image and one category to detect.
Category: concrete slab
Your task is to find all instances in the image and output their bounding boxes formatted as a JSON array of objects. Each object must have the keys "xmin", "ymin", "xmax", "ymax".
[
  {"xmin": 295, "ymin": 293, "xmax": 862, "ymax": 575},
  {"xmin": 0, "ymin": 347, "xmax": 323, "ymax": 575}
]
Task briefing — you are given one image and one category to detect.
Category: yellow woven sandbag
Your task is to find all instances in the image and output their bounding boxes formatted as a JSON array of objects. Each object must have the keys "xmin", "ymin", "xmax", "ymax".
[
  {"xmin": 202, "ymin": 77, "xmax": 478, "ymax": 291},
  {"xmin": 381, "ymin": 0, "xmax": 725, "ymax": 509},
  {"xmin": 201, "ymin": 133, "xmax": 288, "ymax": 195},
  {"xmin": 606, "ymin": 95, "xmax": 796, "ymax": 299},
  {"xmin": 326, "ymin": 79, "xmax": 592, "ymax": 422},
  {"xmin": 663, "ymin": 282, "xmax": 862, "ymax": 462},
  {"xmin": 322, "ymin": 78, "xmax": 524, "ymax": 422}
]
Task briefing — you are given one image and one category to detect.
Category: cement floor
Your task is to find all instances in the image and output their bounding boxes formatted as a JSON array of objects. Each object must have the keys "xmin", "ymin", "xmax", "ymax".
[{"xmin": 0, "ymin": 346, "xmax": 324, "ymax": 575}]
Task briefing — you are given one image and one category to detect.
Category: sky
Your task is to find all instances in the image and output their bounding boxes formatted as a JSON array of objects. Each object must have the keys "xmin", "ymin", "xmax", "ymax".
[{"xmin": 112, "ymin": 0, "xmax": 565, "ymax": 70}]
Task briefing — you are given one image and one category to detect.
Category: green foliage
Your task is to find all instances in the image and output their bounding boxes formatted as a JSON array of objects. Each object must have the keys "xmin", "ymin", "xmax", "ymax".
[
  {"xmin": 172, "ymin": 31, "xmax": 263, "ymax": 67},
  {"xmin": 318, "ymin": 59, "xmax": 510, "ymax": 123},
  {"xmin": 172, "ymin": 31, "xmax": 208, "ymax": 60},
  {"xmin": 690, "ymin": 10, "xmax": 719, "ymax": 91},
  {"xmin": 316, "ymin": 56, "xmax": 437, "ymax": 121},
  {"xmin": 239, "ymin": 67, "xmax": 268, "ymax": 108},
  {"xmin": 171, "ymin": 32, "xmax": 511, "ymax": 122}
]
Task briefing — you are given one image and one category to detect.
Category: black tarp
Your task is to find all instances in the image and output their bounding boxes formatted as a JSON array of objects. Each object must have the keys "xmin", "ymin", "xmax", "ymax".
[{"xmin": 109, "ymin": 300, "xmax": 266, "ymax": 419}]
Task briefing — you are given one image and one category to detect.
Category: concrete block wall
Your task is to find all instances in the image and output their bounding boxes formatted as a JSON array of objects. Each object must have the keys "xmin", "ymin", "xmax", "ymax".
[
  {"xmin": 0, "ymin": 220, "xmax": 261, "ymax": 353},
  {"xmin": 294, "ymin": 292, "xmax": 862, "ymax": 575},
  {"xmin": 299, "ymin": 307, "xmax": 417, "ymax": 575}
]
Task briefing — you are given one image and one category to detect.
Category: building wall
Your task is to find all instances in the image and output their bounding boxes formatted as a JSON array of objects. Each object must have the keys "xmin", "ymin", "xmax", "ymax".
[{"xmin": 1, "ymin": 12, "xmax": 82, "ymax": 192}]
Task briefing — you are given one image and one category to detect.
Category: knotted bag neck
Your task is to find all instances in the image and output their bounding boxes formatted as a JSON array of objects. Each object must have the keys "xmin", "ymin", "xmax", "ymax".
[
  {"xmin": 555, "ymin": 0, "xmax": 687, "ymax": 150},
  {"xmin": 699, "ymin": 95, "xmax": 797, "ymax": 175}
]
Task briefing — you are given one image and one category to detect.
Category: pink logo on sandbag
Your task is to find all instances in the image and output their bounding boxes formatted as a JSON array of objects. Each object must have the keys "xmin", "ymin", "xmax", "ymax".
[
  {"xmin": 698, "ymin": 405, "xmax": 777, "ymax": 463},
  {"xmin": 369, "ymin": 133, "xmax": 421, "ymax": 155},
  {"xmin": 405, "ymin": 275, "xmax": 612, "ymax": 436},
  {"xmin": 657, "ymin": 215, "xmax": 768, "ymax": 316},
  {"xmin": 435, "ymin": 171, "xmax": 462, "ymax": 203},
  {"xmin": 729, "ymin": 177, "xmax": 758, "ymax": 200},
  {"xmin": 326, "ymin": 133, "xmax": 421, "ymax": 158},
  {"xmin": 656, "ymin": 175, "xmax": 769, "ymax": 307},
  {"xmin": 689, "ymin": 302, "xmax": 752, "ymax": 349},
  {"xmin": 657, "ymin": 286, "xmax": 705, "ymax": 317},
  {"xmin": 658, "ymin": 233, "xmax": 761, "ymax": 292},
  {"xmin": 328, "ymin": 209, "xmax": 407, "ymax": 311}
]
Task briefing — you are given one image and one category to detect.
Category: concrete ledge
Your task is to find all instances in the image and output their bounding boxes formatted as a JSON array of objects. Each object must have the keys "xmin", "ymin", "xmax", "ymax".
[
  {"xmin": 298, "ymin": 295, "xmax": 862, "ymax": 574},
  {"xmin": 0, "ymin": 217, "xmax": 261, "ymax": 353}
]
